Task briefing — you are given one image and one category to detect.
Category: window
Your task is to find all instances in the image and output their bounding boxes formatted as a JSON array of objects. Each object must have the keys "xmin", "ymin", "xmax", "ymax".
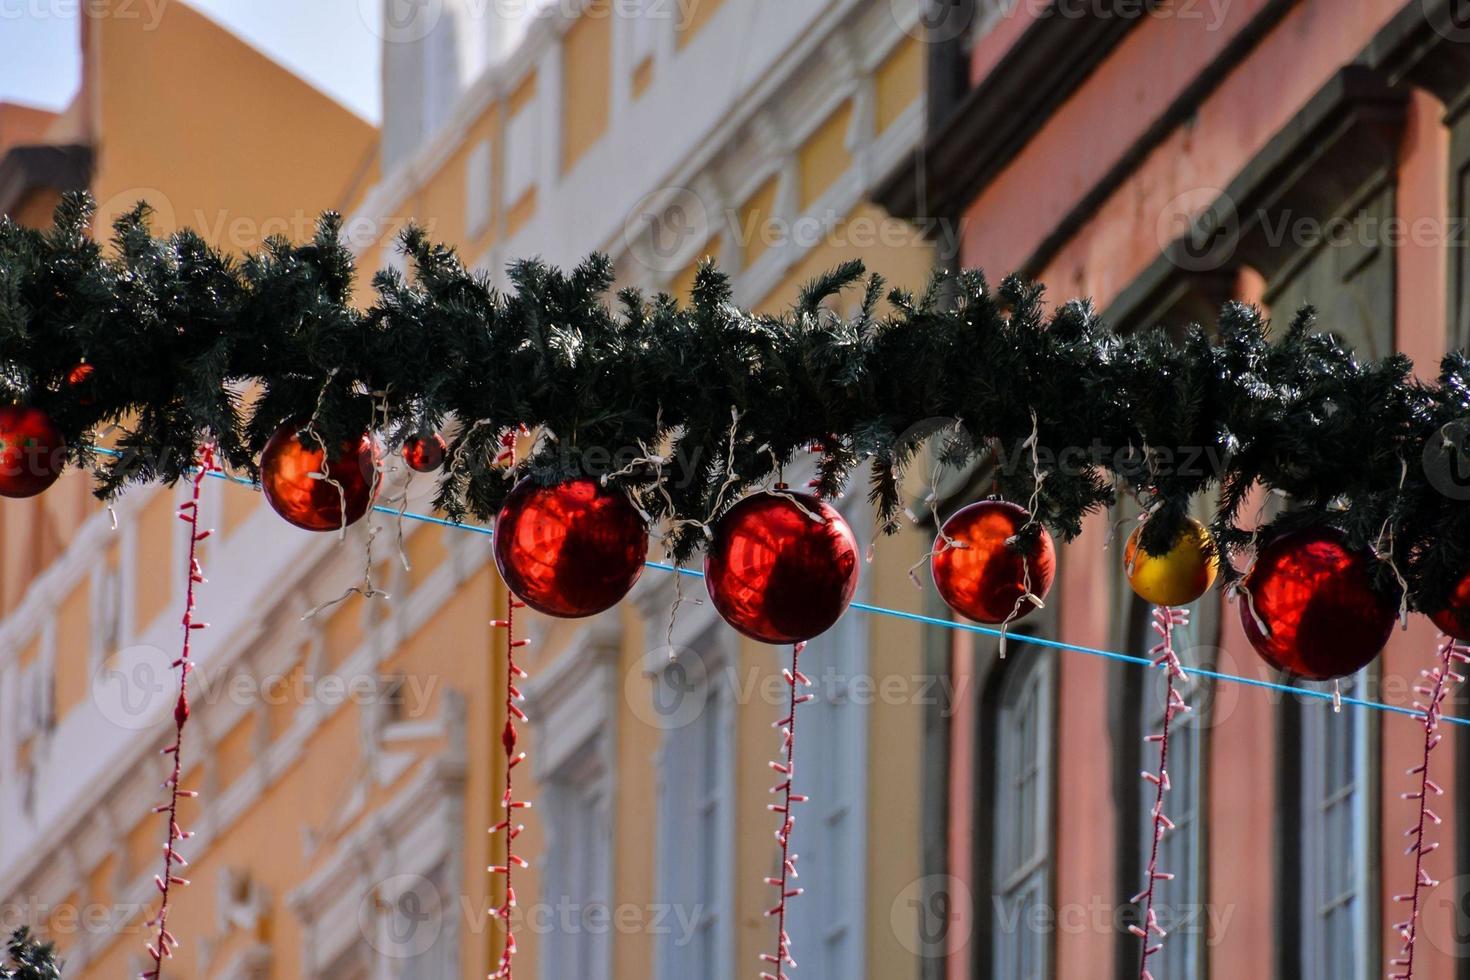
[
  {"xmin": 784, "ymin": 512, "xmax": 869, "ymax": 979},
  {"xmin": 422, "ymin": 13, "xmax": 463, "ymax": 139},
  {"xmin": 1297, "ymin": 669, "xmax": 1374, "ymax": 978},
  {"xmin": 1261, "ymin": 182, "xmax": 1394, "ymax": 362},
  {"xmin": 541, "ymin": 739, "xmax": 613, "ymax": 980},
  {"xmin": 373, "ymin": 868, "xmax": 455, "ymax": 979},
  {"xmin": 1133, "ymin": 600, "xmax": 1207, "ymax": 977},
  {"xmin": 91, "ymin": 560, "xmax": 123, "ymax": 672},
  {"xmin": 525, "ymin": 641, "xmax": 617, "ymax": 980},
  {"xmin": 653, "ymin": 639, "xmax": 733, "ymax": 980},
  {"xmin": 990, "ymin": 649, "xmax": 1054, "ymax": 980},
  {"xmin": 503, "ymin": 102, "xmax": 539, "ymax": 211},
  {"xmin": 465, "ymin": 138, "xmax": 493, "ymax": 239}
]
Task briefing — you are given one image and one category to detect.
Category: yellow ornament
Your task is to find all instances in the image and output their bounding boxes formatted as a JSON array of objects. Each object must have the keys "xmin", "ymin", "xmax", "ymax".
[{"xmin": 1124, "ymin": 517, "xmax": 1218, "ymax": 606}]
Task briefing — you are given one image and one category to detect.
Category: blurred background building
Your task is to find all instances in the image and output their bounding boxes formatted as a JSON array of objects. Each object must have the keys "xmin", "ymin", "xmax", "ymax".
[
  {"xmin": 2, "ymin": 1, "xmax": 1470, "ymax": 979},
  {"xmin": 0, "ymin": 1, "xmax": 934, "ymax": 978}
]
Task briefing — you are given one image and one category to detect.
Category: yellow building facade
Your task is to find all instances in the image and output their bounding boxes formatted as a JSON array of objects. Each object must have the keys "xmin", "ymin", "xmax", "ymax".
[{"xmin": 0, "ymin": 2, "xmax": 940, "ymax": 978}]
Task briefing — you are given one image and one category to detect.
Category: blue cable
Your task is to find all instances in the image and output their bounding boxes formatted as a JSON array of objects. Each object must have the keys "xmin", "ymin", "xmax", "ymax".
[{"xmin": 91, "ymin": 451, "xmax": 1466, "ymax": 727}]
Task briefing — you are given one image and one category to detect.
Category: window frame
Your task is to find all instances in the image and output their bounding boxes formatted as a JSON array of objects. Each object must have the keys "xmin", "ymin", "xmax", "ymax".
[
  {"xmin": 652, "ymin": 628, "xmax": 736, "ymax": 980},
  {"xmin": 779, "ymin": 493, "xmax": 871, "ymax": 980},
  {"xmin": 540, "ymin": 738, "xmax": 615, "ymax": 980},
  {"xmin": 1292, "ymin": 668, "xmax": 1379, "ymax": 979},
  {"xmin": 974, "ymin": 631, "xmax": 1058, "ymax": 980},
  {"xmin": 525, "ymin": 637, "xmax": 620, "ymax": 980}
]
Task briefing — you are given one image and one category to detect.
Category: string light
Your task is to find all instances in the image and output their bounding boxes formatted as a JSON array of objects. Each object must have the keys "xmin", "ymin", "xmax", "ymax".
[
  {"xmin": 1388, "ymin": 634, "xmax": 1469, "ymax": 979},
  {"xmin": 489, "ymin": 429, "xmax": 531, "ymax": 980},
  {"xmin": 760, "ymin": 642, "xmax": 811, "ymax": 980},
  {"xmin": 140, "ymin": 445, "xmax": 215, "ymax": 979},
  {"xmin": 1130, "ymin": 606, "xmax": 1190, "ymax": 980}
]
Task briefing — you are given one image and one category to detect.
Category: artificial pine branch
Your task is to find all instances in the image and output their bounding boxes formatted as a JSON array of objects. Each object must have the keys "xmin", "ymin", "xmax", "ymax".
[
  {"xmin": 1, "ymin": 930, "xmax": 61, "ymax": 980},
  {"xmin": 7, "ymin": 194, "xmax": 1470, "ymax": 608}
]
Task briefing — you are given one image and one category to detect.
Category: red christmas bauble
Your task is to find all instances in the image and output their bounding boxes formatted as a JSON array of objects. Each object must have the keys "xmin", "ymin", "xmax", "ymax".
[
  {"xmin": 0, "ymin": 405, "xmax": 65, "ymax": 498},
  {"xmin": 1430, "ymin": 570, "xmax": 1470, "ymax": 641},
  {"xmin": 494, "ymin": 477, "xmax": 649, "ymax": 618},
  {"xmin": 1239, "ymin": 527, "xmax": 1396, "ymax": 680},
  {"xmin": 402, "ymin": 433, "xmax": 446, "ymax": 473},
  {"xmin": 704, "ymin": 490, "xmax": 860, "ymax": 645},
  {"xmin": 260, "ymin": 422, "xmax": 380, "ymax": 532},
  {"xmin": 931, "ymin": 500, "xmax": 1055, "ymax": 625}
]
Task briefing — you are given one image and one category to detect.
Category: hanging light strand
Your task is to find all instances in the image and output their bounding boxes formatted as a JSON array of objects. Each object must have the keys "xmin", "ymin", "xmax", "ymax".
[
  {"xmin": 1389, "ymin": 634, "xmax": 1470, "ymax": 979},
  {"xmin": 1131, "ymin": 605, "xmax": 1191, "ymax": 980},
  {"xmin": 490, "ymin": 429, "xmax": 531, "ymax": 980},
  {"xmin": 141, "ymin": 444, "xmax": 216, "ymax": 979},
  {"xmin": 760, "ymin": 641, "xmax": 812, "ymax": 980}
]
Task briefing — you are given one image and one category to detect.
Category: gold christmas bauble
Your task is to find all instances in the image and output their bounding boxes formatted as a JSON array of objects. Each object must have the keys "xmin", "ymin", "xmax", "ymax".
[{"xmin": 1124, "ymin": 517, "xmax": 1218, "ymax": 606}]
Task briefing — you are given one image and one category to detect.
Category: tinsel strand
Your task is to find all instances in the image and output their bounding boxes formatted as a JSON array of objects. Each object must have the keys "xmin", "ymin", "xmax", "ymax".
[
  {"xmin": 141, "ymin": 444, "xmax": 215, "ymax": 978},
  {"xmin": 760, "ymin": 641, "xmax": 812, "ymax": 980},
  {"xmin": 1130, "ymin": 605, "xmax": 1191, "ymax": 980},
  {"xmin": 1388, "ymin": 634, "xmax": 1470, "ymax": 979},
  {"xmin": 490, "ymin": 430, "xmax": 530, "ymax": 980}
]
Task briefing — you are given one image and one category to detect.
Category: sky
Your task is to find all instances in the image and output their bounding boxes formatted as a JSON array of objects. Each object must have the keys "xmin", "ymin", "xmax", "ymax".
[{"xmin": 0, "ymin": 0, "xmax": 384, "ymax": 122}]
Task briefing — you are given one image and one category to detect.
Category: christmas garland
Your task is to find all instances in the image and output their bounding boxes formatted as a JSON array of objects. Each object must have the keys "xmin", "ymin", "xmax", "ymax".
[
  {"xmin": 0, "ymin": 931, "xmax": 59, "ymax": 980},
  {"xmin": 4, "ymin": 193, "xmax": 1470, "ymax": 612}
]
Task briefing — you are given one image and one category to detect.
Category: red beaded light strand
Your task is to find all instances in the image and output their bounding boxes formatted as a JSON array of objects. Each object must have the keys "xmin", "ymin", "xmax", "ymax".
[
  {"xmin": 1131, "ymin": 605, "xmax": 1190, "ymax": 980},
  {"xmin": 490, "ymin": 429, "xmax": 532, "ymax": 980},
  {"xmin": 1388, "ymin": 634, "xmax": 1470, "ymax": 979},
  {"xmin": 141, "ymin": 445, "xmax": 216, "ymax": 978},
  {"xmin": 760, "ymin": 641, "xmax": 812, "ymax": 980}
]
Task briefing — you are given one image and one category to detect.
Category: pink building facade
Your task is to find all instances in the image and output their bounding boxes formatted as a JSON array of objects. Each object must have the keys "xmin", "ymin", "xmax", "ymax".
[{"xmin": 881, "ymin": 2, "xmax": 1470, "ymax": 977}]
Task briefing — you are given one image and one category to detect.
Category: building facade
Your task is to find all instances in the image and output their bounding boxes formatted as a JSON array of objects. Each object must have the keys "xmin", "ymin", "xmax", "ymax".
[
  {"xmin": 0, "ymin": 2, "xmax": 943, "ymax": 979},
  {"xmin": 881, "ymin": 1, "xmax": 1470, "ymax": 977}
]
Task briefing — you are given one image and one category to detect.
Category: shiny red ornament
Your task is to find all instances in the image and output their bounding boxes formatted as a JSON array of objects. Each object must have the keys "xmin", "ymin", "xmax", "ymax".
[
  {"xmin": 704, "ymin": 490, "xmax": 860, "ymax": 645},
  {"xmin": 494, "ymin": 477, "xmax": 649, "ymax": 618},
  {"xmin": 0, "ymin": 405, "xmax": 65, "ymax": 498},
  {"xmin": 1239, "ymin": 527, "xmax": 1396, "ymax": 680},
  {"xmin": 1430, "ymin": 569, "xmax": 1470, "ymax": 641},
  {"xmin": 260, "ymin": 422, "xmax": 380, "ymax": 532},
  {"xmin": 402, "ymin": 433, "xmax": 447, "ymax": 473},
  {"xmin": 931, "ymin": 500, "xmax": 1056, "ymax": 624}
]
